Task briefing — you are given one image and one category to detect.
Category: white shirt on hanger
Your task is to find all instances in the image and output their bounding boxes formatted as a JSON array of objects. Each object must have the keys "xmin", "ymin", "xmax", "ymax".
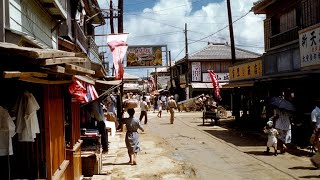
[{"xmin": 0, "ymin": 106, "xmax": 16, "ymax": 155}]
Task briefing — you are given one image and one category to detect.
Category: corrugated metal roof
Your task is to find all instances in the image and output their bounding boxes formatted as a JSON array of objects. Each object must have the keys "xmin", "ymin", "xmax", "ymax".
[{"xmin": 188, "ymin": 43, "xmax": 261, "ymax": 61}]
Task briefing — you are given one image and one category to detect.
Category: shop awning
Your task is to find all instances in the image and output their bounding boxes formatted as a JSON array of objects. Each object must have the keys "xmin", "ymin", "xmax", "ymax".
[
  {"xmin": 95, "ymin": 80, "xmax": 122, "ymax": 86},
  {"xmin": 191, "ymin": 82, "xmax": 229, "ymax": 89},
  {"xmin": 222, "ymin": 82, "xmax": 254, "ymax": 88}
]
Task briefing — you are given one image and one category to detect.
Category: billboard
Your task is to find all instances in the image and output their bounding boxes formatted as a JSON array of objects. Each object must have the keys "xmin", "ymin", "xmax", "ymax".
[{"xmin": 126, "ymin": 46, "xmax": 164, "ymax": 67}]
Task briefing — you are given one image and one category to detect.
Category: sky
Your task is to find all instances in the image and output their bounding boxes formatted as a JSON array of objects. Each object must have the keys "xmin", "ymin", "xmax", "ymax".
[{"xmin": 96, "ymin": 0, "xmax": 265, "ymax": 78}]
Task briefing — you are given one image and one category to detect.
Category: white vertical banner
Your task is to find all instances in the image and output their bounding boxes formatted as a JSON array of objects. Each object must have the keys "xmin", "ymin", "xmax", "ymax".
[
  {"xmin": 191, "ymin": 62, "xmax": 201, "ymax": 81},
  {"xmin": 107, "ymin": 33, "xmax": 129, "ymax": 80}
]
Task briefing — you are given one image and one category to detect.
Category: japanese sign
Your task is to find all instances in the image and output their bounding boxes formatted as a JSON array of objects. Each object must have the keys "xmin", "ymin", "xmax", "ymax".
[
  {"xmin": 228, "ymin": 59, "xmax": 262, "ymax": 80},
  {"xmin": 299, "ymin": 24, "xmax": 320, "ymax": 68},
  {"xmin": 202, "ymin": 73, "xmax": 229, "ymax": 82},
  {"xmin": 179, "ymin": 75, "xmax": 186, "ymax": 84},
  {"xmin": 126, "ymin": 46, "xmax": 164, "ymax": 67},
  {"xmin": 191, "ymin": 62, "xmax": 201, "ymax": 81}
]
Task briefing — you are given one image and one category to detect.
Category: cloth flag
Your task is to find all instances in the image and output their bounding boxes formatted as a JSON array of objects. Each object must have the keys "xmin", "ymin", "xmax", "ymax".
[
  {"xmin": 149, "ymin": 75, "xmax": 155, "ymax": 91},
  {"xmin": 208, "ymin": 70, "xmax": 222, "ymax": 101},
  {"xmin": 107, "ymin": 34, "xmax": 128, "ymax": 80}
]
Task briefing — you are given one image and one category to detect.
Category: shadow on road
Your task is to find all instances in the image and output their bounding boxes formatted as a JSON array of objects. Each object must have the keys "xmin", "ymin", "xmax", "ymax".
[
  {"xmin": 289, "ymin": 166, "xmax": 318, "ymax": 170},
  {"xmin": 103, "ymin": 162, "xmax": 130, "ymax": 166},
  {"xmin": 203, "ymin": 129, "xmax": 266, "ymax": 147},
  {"xmin": 299, "ymin": 175, "xmax": 320, "ymax": 178},
  {"xmin": 245, "ymin": 151, "xmax": 272, "ymax": 156}
]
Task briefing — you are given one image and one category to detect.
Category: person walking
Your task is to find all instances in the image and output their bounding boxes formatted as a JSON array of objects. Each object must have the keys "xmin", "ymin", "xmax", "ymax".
[
  {"xmin": 263, "ymin": 119, "xmax": 279, "ymax": 156},
  {"xmin": 310, "ymin": 100, "xmax": 320, "ymax": 168},
  {"xmin": 168, "ymin": 96, "xmax": 177, "ymax": 124},
  {"xmin": 274, "ymin": 108, "xmax": 292, "ymax": 154},
  {"xmin": 139, "ymin": 97, "xmax": 148, "ymax": 124},
  {"xmin": 157, "ymin": 100, "xmax": 163, "ymax": 118},
  {"xmin": 125, "ymin": 108, "xmax": 144, "ymax": 165},
  {"xmin": 90, "ymin": 101, "xmax": 108, "ymax": 153}
]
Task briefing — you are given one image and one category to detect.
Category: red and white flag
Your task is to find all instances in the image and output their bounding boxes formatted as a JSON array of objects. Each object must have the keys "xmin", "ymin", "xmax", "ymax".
[
  {"xmin": 208, "ymin": 70, "xmax": 222, "ymax": 101},
  {"xmin": 107, "ymin": 34, "xmax": 128, "ymax": 80}
]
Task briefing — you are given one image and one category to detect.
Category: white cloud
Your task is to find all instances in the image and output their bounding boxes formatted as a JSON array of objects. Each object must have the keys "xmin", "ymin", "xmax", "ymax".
[{"xmin": 97, "ymin": 0, "xmax": 265, "ymax": 77}]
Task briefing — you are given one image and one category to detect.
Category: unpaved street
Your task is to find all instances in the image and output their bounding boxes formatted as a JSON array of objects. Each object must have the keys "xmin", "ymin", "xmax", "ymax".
[{"xmin": 102, "ymin": 111, "xmax": 320, "ymax": 180}]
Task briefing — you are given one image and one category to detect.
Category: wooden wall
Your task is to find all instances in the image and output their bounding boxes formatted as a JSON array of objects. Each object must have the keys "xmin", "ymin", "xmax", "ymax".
[
  {"xmin": 44, "ymin": 85, "xmax": 69, "ymax": 180},
  {"xmin": 8, "ymin": 0, "xmax": 57, "ymax": 48}
]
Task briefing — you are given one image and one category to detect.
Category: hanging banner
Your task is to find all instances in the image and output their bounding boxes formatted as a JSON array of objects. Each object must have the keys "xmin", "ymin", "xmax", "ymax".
[
  {"xmin": 126, "ymin": 45, "xmax": 164, "ymax": 67},
  {"xmin": 191, "ymin": 62, "xmax": 201, "ymax": 81},
  {"xmin": 208, "ymin": 70, "xmax": 222, "ymax": 101},
  {"xmin": 107, "ymin": 33, "xmax": 129, "ymax": 80}
]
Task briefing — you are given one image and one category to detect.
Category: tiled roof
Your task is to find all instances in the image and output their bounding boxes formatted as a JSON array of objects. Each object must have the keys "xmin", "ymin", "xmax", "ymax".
[{"xmin": 188, "ymin": 43, "xmax": 261, "ymax": 61}]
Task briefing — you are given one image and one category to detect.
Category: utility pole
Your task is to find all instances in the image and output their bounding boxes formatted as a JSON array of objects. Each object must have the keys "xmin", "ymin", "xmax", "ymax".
[
  {"xmin": 118, "ymin": 0, "xmax": 123, "ymax": 33},
  {"xmin": 227, "ymin": 0, "xmax": 236, "ymax": 64},
  {"xmin": 184, "ymin": 23, "xmax": 189, "ymax": 99},
  {"xmin": 227, "ymin": 0, "xmax": 239, "ymax": 121},
  {"xmin": 110, "ymin": 0, "xmax": 115, "ymax": 76},
  {"xmin": 117, "ymin": 0, "xmax": 124, "ymax": 122},
  {"xmin": 155, "ymin": 68, "xmax": 158, "ymax": 91},
  {"xmin": 169, "ymin": 51, "xmax": 173, "ymax": 89},
  {"xmin": 110, "ymin": 0, "xmax": 114, "ymax": 34}
]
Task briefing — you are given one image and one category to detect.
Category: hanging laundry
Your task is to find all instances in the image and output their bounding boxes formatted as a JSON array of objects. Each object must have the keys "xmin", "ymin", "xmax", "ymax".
[
  {"xmin": 0, "ymin": 106, "xmax": 16, "ymax": 155},
  {"xmin": 15, "ymin": 92, "xmax": 40, "ymax": 142}
]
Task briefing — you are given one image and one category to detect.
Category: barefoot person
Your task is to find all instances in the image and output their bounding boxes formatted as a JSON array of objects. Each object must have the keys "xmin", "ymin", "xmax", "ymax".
[{"xmin": 125, "ymin": 108, "xmax": 144, "ymax": 165}]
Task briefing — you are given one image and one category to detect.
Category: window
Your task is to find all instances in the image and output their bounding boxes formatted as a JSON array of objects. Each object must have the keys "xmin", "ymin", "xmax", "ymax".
[
  {"xmin": 280, "ymin": 9, "xmax": 297, "ymax": 33},
  {"xmin": 301, "ymin": 0, "xmax": 320, "ymax": 28}
]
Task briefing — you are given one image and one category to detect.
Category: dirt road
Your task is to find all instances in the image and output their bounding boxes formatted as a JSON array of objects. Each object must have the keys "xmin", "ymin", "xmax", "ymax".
[{"xmin": 100, "ymin": 111, "xmax": 320, "ymax": 180}]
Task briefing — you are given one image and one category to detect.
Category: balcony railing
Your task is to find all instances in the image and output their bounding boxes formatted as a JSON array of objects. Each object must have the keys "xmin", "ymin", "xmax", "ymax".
[
  {"xmin": 74, "ymin": 21, "xmax": 88, "ymax": 53},
  {"xmin": 88, "ymin": 37, "xmax": 103, "ymax": 64},
  {"xmin": 270, "ymin": 27, "xmax": 299, "ymax": 49}
]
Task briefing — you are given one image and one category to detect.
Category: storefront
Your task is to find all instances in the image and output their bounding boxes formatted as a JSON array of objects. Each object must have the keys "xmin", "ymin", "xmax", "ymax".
[{"xmin": 0, "ymin": 42, "xmax": 96, "ymax": 179}]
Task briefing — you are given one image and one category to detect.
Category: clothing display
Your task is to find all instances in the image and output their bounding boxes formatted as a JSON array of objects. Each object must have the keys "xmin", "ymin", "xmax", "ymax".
[
  {"xmin": 0, "ymin": 106, "xmax": 16, "ymax": 156},
  {"xmin": 15, "ymin": 92, "xmax": 40, "ymax": 142}
]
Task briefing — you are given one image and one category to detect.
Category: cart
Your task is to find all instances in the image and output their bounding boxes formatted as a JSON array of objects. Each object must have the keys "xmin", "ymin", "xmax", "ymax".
[{"xmin": 202, "ymin": 105, "xmax": 219, "ymax": 125}]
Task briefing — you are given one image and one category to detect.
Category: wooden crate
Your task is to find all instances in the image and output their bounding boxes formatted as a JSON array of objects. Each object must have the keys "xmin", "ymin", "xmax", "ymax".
[{"xmin": 81, "ymin": 151, "xmax": 102, "ymax": 177}]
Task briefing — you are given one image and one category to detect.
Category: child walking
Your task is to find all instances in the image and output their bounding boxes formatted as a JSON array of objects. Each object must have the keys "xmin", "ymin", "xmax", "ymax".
[
  {"xmin": 157, "ymin": 100, "xmax": 162, "ymax": 118},
  {"xmin": 263, "ymin": 119, "xmax": 279, "ymax": 156}
]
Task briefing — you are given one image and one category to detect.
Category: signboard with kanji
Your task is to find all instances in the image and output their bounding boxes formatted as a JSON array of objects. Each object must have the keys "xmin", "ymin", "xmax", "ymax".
[
  {"xmin": 191, "ymin": 62, "xmax": 201, "ymax": 81},
  {"xmin": 228, "ymin": 59, "xmax": 262, "ymax": 80},
  {"xmin": 202, "ymin": 73, "xmax": 229, "ymax": 82},
  {"xmin": 299, "ymin": 23, "xmax": 320, "ymax": 68}
]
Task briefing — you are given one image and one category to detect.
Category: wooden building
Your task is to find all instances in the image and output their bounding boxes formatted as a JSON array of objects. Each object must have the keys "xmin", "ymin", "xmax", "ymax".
[
  {"xmin": 0, "ymin": 0, "xmax": 108, "ymax": 179},
  {"xmin": 172, "ymin": 42, "xmax": 260, "ymax": 106},
  {"xmin": 241, "ymin": 0, "xmax": 320, "ymax": 146}
]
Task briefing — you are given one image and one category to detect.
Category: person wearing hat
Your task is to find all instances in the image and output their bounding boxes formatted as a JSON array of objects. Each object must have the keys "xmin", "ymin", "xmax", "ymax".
[
  {"xmin": 168, "ymin": 96, "xmax": 177, "ymax": 124},
  {"xmin": 263, "ymin": 116, "xmax": 279, "ymax": 156}
]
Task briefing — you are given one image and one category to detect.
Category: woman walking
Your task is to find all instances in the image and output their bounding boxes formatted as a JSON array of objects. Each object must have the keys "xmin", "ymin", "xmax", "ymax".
[{"xmin": 125, "ymin": 108, "xmax": 145, "ymax": 165}]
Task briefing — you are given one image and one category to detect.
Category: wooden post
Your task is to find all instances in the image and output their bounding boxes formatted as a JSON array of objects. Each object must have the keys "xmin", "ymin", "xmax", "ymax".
[
  {"xmin": 0, "ymin": 0, "xmax": 5, "ymax": 42},
  {"xmin": 110, "ymin": 0, "xmax": 114, "ymax": 33},
  {"xmin": 227, "ymin": 0, "xmax": 236, "ymax": 64}
]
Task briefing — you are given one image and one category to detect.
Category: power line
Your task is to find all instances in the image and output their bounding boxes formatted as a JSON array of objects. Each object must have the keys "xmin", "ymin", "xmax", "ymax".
[
  {"xmin": 189, "ymin": 10, "xmax": 251, "ymax": 45},
  {"xmin": 130, "ymin": 14, "xmax": 185, "ymax": 30},
  {"xmin": 129, "ymin": 31, "xmax": 181, "ymax": 38},
  {"xmin": 173, "ymin": 48, "xmax": 186, "ymax": 61}
]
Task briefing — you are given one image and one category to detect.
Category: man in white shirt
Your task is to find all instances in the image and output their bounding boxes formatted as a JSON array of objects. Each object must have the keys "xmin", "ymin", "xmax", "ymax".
[
  {"xmin": 310, "ymin": 101, "xmax": 320, "ymax": 168},
  {"xmin": 145, "ymin": 94, "xmax": 151, "ymax": 110},
  {"xmin": 139, "ymin": 97, "xmax": 148, "ymax": 124},
  {"xmin": 311, "ymin": 103, "xmax": 320, "ymax": 131}
]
